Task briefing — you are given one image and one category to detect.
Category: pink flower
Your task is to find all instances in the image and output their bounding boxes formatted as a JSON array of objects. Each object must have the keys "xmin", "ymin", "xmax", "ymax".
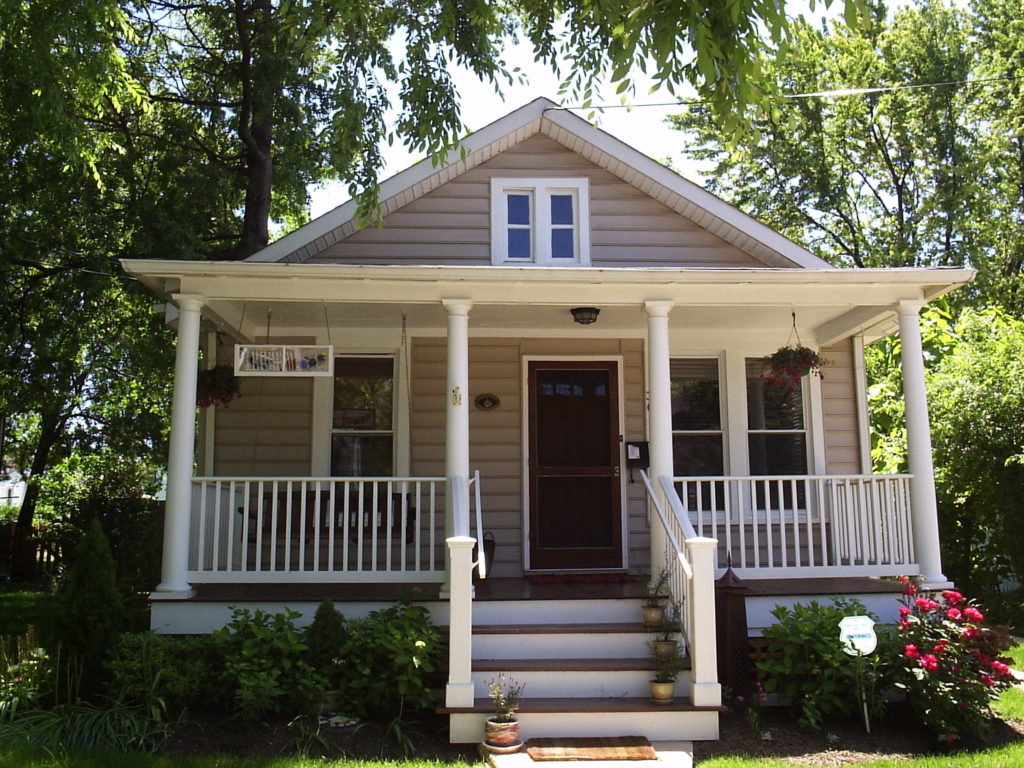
[
  {"xmin": 943, "ymin": 732, "xmax": 956, "ymax": 742},
  {"xmin": 898, "ymin": 618, "xmax": 911, "ymax": 631},
  {"xmin": 991, "ymin": 661, "xmax": 1011, "ymax": 677},
  {"xmin": 933, "ymin": 642, "xmax": 947, "ymax": 654},
  {"xmin": 962, "ymin": 626, "xmax": 980, "ymax": 639},
  {"xmin": 946, "ymin": 608, "xmax": 962, "ymax": 621},
  {"xmin": 963, "ymin": 606, "xmax": 984, "ymax": 622},
  {"xmin": 942, "ymin": 590, "xmax": 964, "ymax": 605},
  {"xmin": 899, "ymin": 606, "xmax": 912, "ymax": 617},
  {"xmin": 920, "ymin": 654, "xmax": 940, "ymax": 673},
  {"xmin": 981, "ymin": 674, "xmax": 995, "ymax": 686},
  {"xmin": 915, "ymin": 598, "xmax": 939, "ymax": 611},
  {"xmin": 905, "ymin": 644, "xmax": 920, "ymax": 659}
]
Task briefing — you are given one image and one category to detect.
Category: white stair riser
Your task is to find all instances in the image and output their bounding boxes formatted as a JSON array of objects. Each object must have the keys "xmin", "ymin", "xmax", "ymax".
[
  {"xmin": 474, "ymin": 632, "xmax": 654, "ymax": 659},
  {"xmin": 471, "ymin": 598, "xmax": 644, "ymax": 624},
  {"xmin": 449, "ymin": 710, "xmax": 718, "ymax": 742},
  {"xmin": 470, "ymin": 669, "xmax": 692, "ymax": 698}
]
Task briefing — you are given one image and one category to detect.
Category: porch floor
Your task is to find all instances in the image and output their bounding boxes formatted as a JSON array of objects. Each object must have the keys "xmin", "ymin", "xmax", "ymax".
[{"xmin": 184, "ymin": 576, "xmax": 899, "ymax": 603}]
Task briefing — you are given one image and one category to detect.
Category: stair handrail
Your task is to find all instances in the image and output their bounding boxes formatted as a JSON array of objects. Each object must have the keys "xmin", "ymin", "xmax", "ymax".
[
  {"xmin": 640, "ymin": 470, "xmax": 692, "ymax": 580},
  {"xmin": 659, "ymin": 475, "xmax": 699, "ymax": 541},
  {"xmin": 469, "ymin": 469, "xmax": 486, "ymax": 579}
]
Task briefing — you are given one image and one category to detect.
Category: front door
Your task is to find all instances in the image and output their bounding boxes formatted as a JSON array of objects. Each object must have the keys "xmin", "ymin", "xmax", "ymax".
[{"xmin": 527, "ymin": 361, "xmax": 622, "ymax": 570}]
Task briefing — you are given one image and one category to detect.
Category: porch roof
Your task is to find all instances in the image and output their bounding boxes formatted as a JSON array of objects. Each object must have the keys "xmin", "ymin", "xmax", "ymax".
[{"xmin": 122, "ymin": 259, "xmax": 974, "ymax": 346}]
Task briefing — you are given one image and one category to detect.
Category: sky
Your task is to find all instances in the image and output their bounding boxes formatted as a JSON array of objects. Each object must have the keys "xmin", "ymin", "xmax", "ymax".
[{"xmin": 307, "ymin": 1, "xmax": 909, "ymax": 219}]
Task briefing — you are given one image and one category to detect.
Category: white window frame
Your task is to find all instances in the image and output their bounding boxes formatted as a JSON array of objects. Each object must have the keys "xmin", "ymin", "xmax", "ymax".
[
  {"xmin": 329, "ymin": 354, "xmax": 397, "ymax": 477},
  {"xmin": 490, "ymin": 178, "xmax": 591, "ymax": 265},
  {"xmin": 670, "ymin": 357, "xmax": 725, "ymax": 477},
  {"xmin": 743, "ymin": 358, "xmax": 812, "ymax": 476}
]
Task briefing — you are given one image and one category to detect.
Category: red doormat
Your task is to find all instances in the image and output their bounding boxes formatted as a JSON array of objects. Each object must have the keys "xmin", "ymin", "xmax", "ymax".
[
  {"xmin": 525, "ymin": 736, "xmax": 656, "ymax": 761},
  {"xmin": 528, "ymin": 574, "xmax": 641, "ymax": 584}
]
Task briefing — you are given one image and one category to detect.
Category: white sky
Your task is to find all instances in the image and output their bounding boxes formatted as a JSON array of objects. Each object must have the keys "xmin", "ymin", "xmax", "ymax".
[{"xmin": 307, "ymin": 1, "xmax": 911, "ymax": 218}]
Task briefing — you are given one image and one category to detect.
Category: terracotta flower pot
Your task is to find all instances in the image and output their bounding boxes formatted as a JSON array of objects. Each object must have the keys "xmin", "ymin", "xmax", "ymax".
[
  {"xmin": 484, "ymin": 718, "xmax": 521, "ymax": 751},
  {"xmin": 642, "ymin": 605, "xmax": 665, "ymax": 627},
  {"xmin": 649, "ymin": 680, "xmax": 675, "ymax": 704},
  {"xmin": 653, "ymin": 639, "xmax": 678, "ymax": 660}
]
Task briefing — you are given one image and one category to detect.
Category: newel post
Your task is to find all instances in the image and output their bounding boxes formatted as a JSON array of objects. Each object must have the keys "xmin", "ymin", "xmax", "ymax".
[
  {"xmin": 686, "ymin": 536, "xmax": 722, "ymax": 707},
  {"xmin": 154, "ymin": 294, "xmax": 203, "ymax": 598},
  {"xmin": 897, "ymin": 300, "xmax": 951, "ymax": 589},
  {"xmin": 445, "ymin": 536, "xmax": 476, "ymax": 707},
  {"xmin": 644, "ymin": 300, "xmax": 675, "ymax": 568}
]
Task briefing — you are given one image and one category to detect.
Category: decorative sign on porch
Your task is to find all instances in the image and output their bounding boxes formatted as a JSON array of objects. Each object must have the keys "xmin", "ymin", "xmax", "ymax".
[
  {"xmin": 234, "ymin": 344, "xmax": 334, "ymax": 376},
  {"xmin": 838, "ymin": 615, "xmax": 877, "ymax": 656}
]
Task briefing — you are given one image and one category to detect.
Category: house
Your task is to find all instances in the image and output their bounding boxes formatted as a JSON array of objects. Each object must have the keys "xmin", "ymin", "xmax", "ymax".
[{"xmin": 123, "ymin": 97, "xmax": 972, "ymax": 743}]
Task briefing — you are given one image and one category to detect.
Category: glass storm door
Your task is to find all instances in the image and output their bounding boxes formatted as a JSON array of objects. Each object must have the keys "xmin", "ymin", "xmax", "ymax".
[{"xmin": 528, "ymin": 361, "xmax": 622, "ymax": 569}]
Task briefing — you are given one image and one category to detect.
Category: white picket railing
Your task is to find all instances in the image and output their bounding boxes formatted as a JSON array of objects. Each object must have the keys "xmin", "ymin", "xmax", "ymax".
[
  {"xmin": 188, "ymin": 476, "xmax": 445, "ymax": 582},
  {"xmin": 672, "ymin": 474, "xmax": 916, "ymax": 578}
]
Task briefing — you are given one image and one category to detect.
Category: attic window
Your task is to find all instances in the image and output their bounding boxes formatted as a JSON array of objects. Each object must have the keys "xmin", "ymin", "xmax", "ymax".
[{"xmin": 491, "ymin": 178, "xmax": 591, "ymax": 265}]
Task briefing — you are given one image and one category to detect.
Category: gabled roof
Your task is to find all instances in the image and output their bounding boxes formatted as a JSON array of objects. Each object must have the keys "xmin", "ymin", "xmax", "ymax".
[{"xmin": 247, "ymin": 97, "xmax": 833, "ymax": 269}]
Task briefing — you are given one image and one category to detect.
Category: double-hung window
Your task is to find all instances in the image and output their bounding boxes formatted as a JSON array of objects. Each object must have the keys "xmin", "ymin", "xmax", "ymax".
[
  {"xmin": 746, "ymin": 358, "xmax": 809, "ymax": 505},
  {"xmin": 491, "ymin": 178, "xmax": 590, "ymax": 265},
  {"xmin": 671, "ymin": 359, "xmax": 724, "ymax": 511},
  {"xmin": 331, "ymin": 356, "xmax": 394, "ymax": 477}
]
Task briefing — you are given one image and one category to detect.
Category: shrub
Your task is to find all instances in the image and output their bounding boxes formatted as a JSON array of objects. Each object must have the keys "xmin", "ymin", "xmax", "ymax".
[
  {"xmin": 106, "ymin": 633, "xmax": 220, "ymax": 714},
  {"xmin": 51, "ymin": 519, "xmax": 125, "ymax": 695},
  {"xmin": 336, "ymin": 602, "xmax": 444, "ymax": 718},
  {"xmin": 892, "ymin": 578, "xmax": 1014, "ymax": 742},
  {"xmin": 758, "ymin": 598, "xmax": 889, "ymax": 730},
  {"xmin": 303, "ymin": 600, "xmax": 347, "ymax": 682},
  {"xmin": 213, "ymin": 607, "xmax": 327, "ymax": 721}
]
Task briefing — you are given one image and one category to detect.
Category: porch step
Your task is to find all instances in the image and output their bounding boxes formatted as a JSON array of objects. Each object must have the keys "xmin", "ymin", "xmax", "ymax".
[
  {"xmin": 474, "ymin": 657, "xmax": 658, "ymax": 672},
  {"xmin": 473, "ymin": 623, "xmax": 658, "ymax": 659},
  {"xmin": 472, "ymin": 598, "xmax": 644, "ymax": 624}
]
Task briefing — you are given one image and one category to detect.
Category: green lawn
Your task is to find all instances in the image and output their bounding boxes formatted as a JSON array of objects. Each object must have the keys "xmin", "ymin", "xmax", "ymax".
[
  {"xmin": 0, "ymin": 748, "xmax": 480, "ymax": 768},
  {"xmin": 698, "ymin": 743, "xmax": 1024, "ymax": 767},
  {"xmin": 0, "ymin": 585, "xmax": 56, "ymax": 637}
]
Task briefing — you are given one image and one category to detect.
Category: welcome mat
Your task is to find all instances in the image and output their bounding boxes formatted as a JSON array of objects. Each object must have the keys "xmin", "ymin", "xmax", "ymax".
[
  {"xmin": 527, "ymin": 574, "xmax": 641, "ymax": 585},
  {"xmin": 525, "ymin": 736, "xmax": 657, "ymax": 761}
]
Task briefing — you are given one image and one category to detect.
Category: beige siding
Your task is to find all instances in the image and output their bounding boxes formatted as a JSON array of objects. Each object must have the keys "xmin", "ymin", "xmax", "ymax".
[
  {"xmin": 411, "ymin": 336, "xmax": 650, "ymax": 577},
  {"xmin": 312, "ymin": 136, "xmax": 762, "ymax": 269},
  {"xmin": 820, "ymin": 338, "xmax": 863, "ymax": 474},
  {"xmin": 210, "ymin": 337, "xmax": 313, "ymax": 477}
]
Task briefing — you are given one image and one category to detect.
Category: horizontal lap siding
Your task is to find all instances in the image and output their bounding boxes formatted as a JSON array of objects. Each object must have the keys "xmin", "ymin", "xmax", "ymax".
[
  {"xmin": 820, "ymin": 338, "xmax": 862, "ymax": 474},
  {"xmin": 411, "ymin": 336, "xmax": 649, "ymax": 577},
  {"xmin": 310, "ymin": 136, "xmax": 762, "ymax": 268},
  {"xmin": 212, "ymin": 338, "xmax": 313, "ymax": 477}
]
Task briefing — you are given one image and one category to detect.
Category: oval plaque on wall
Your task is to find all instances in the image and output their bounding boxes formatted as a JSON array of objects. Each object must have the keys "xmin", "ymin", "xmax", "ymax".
[{"xmin": 475, "ymin": 394, "xmax": 500, "ymax": 410}]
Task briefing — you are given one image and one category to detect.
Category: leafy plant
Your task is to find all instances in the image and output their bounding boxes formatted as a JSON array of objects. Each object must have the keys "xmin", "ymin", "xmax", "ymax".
[
  {"xmin": 335, "ymin": 602, "xmax": 444, "ymax": 718},
  {"xmin": 487, "ymin": 673, "xmax": 523, "ymax": 723},
  {"xmin": 0, "ymin": 633, "xmax": 51, "ymax": 720},
  {"xmin": 892, "ymin": 578, "xmax": 1014, "ymax": 743},
  {"xmin": 761, "ymin": 346, "xmax": 826, "ymax": 391},
  {"xmin": 645, "ymin": 567, "xmax": 671, "ymax": 608},
  {"xmin": 196, "ymin": 365, "xmax": 241, "ymax": 408},
  {"xmin": 0, "ymin": 697, "xmax": 171, "ymax": 753},
  {"xmin": 651, "ymin": 646, "xmax": 685, "ymax": 683},
  {"xmin": 106, "ymin": 633, "xmax": 220, "ymax": 714},
  {"xmin": 657, "ymin": 601, "xmax": 682, "ymax": 642},
  {"xmin": 213, "ymin": 607, "xmax": 327, "ymax": 721},
  {"xmin": 303, "ymin": 600, "xmax": 347, "ymax": 682},
  {"xmin": 758, "ymin": 598, "xmax": 889, "ymax": 731}
]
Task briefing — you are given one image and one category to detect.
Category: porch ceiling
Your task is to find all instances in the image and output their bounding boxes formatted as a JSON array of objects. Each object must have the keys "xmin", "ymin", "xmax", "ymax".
[{"xmin": 123, "ymin": 260, "xmax": 975, "ymax": 346}]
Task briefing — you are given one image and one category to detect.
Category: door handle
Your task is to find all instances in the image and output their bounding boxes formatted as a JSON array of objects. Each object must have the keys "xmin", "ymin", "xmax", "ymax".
[{"xmin": 614, "ymin": 466, "xmax": 620, "ymax": 477}]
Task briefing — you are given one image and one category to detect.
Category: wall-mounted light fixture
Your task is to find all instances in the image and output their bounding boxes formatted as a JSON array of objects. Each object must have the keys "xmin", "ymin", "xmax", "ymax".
[{"xmin": 570, "ymin": 307, "xmax": 600, "ymax": 325}]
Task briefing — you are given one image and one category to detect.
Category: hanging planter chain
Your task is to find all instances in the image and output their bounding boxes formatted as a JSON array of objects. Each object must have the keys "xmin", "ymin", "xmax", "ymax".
[{"xmin": 761, "ymin": 312, "xmax": 827, "ymax": 391}]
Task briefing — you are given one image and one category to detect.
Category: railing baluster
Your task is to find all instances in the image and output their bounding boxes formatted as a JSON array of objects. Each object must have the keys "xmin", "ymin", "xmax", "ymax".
[
  {"xmin": 212, "ymin": 481, "xmax": 222, "ymax": 571},
  {"xmin": 328, "ymin": 481, "xmax": 336, "ymax": 572},
  {"xmin": 270, "ymin": 480, "xmax": 279, "ymax": 572},
  {"xmin": 342, "ymin": 480, "xmax": 351, "ymax": 571},
  {"xmin": 790, "ymin": 479, "xmax": 801, "ymax": 568},
  {"xmin": 371, "ymin": 482, "xmax": 379, "ymax": 571},
  {"xmin": 226, "ymin": 481, "xmax": 238, "ymax": 572},
  {"xmin": 429, "ymin": 482, "xmax": 436, "ymax": 572},
  {"xmin": 385, "ymin": 481, "xmax": 394, "ymax": 571},
  {"xmin": 313, "ymin": 482, "xmax": 322, "ymax": 572},
  {"xmin": 197, "ymin": 481, "xmax": 208, "ymax": 572},
  {"xmin": 299, "ymin": 482, "xmax": 308, "ymax": 571},
  {"xmin": 356, "ymin": 481, "xmax": 365, "ymax": 572},
  {"xmin": 285, "ymin": 481, "xmax": 293, "ymax": 571}
]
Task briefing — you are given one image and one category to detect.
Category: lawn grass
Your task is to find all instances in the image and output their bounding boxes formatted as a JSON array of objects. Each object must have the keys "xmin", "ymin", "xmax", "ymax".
[
  {"xmin": 697, "ymin": 742, "xmax": 1024, "ymax": 767},
  {"xmin": 0, "ymin": 585, "xmax": 56, "ymax": 637}
]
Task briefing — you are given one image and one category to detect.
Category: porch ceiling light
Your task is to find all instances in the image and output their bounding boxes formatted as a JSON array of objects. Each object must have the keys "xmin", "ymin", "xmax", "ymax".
[{"xmin": 570, "ymin": 307, "xmax": 600, "ymax": 325}]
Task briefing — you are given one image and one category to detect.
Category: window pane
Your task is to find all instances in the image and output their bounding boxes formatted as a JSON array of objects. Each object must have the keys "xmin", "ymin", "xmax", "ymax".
[
  {"xmin": 746, "ymin": 359, "xmax": 804, "ymax": 430},
  {"xmin": 673, "ymin": 434, "xmax": 724, "ymax": 476},
  {"xmin": 550, "ymin": 228, "xmax": 574, "ymax": 259},
  {"xmin": 331, "ymin": 434, "xmax": 393, "ymax": 476},
  {"xmin": 508, "ymin": 228, "xmax": 531, "ymax": 260},
  {"xmin": 671, "ymin": 359, "xmax": 721, "ymax": 430},
  {"xmin": 748, "ymin": 433, "xmax": 807, "ymax": 475},
  {"xmin": 333, "ymin": 357, "xmax": 393, "ymax": 430},
  {"xmin": 507, "ymin": 193, "xmax": 531, "ymax": 225},
  {"xmin": 551, "ymin": 194, "xmax": 574, "ymax": 225}
]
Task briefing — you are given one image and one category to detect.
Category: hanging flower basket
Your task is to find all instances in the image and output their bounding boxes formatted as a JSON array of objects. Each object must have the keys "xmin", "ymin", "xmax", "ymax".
[
  {"xmin": 196, "ymin": 365, "xmax": 241, "ymax": 408},
  {"xmin": 761, "ymin": 345, "xmax": 826, "ymax": 391}
]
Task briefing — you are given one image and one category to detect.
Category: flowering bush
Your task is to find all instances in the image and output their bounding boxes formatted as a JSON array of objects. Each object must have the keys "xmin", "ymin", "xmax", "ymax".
[
  {"xmin": 892, "ymin": 577, "xmax": 1014, "ymax": 742},
  {"xmin": 761, "ymin": 346, "xmax": 826, "ymax": 391}
]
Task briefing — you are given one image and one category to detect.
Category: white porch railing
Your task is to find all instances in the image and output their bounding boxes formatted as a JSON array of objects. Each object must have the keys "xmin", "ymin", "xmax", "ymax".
[
  {"xmin": 469, "ymin": 470, "xmax": 486, "ymax": 579},
  {"xmin": 672, "ymin": 474, "xmax": 917, "ymax": 578},
  {"xmin": 188, "ymin": 476, "xmax": 445, "ymax": 582}
]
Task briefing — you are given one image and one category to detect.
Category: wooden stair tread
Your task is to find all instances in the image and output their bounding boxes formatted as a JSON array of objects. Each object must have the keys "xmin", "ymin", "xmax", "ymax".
[
  {"xmin": 473, "ymin": 657, "xmax": 688, "ymax": 672},
  {"xmin": 473, "ymin": 622, "xmax": 655, "ymax": 635},
  {"xmin": 438, "ymin": 696, "xmax": 724, "ymax": 714}
]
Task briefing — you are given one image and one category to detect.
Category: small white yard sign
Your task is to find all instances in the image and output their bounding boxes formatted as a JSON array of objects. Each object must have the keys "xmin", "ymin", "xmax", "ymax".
[{"xmin": 838, "ymin": 615, "xmax": 877, "ymax": 656}]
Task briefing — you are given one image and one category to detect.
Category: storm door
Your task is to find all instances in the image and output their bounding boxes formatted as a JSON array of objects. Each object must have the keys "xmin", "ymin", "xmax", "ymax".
[{"xmin": 527, "ymin": 361, "xmax": 622, "ymax": 569}]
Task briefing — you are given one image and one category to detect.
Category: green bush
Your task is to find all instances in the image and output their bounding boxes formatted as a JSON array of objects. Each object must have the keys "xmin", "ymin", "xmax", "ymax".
[
  {"xmin": 213, "ymin": 608, "xmax": 327, "ymax": 721},
  {"xmin": 106, "ymin": 633, "xmax": 220, "ymax": 713},
  {"xmin": 758, "ymin": 598, "xmax": 889, "ymax": 730},
  {"xmin": 336, "ymin": 602, "xmax": 444, "ymax": 718},
  {"xmin": 51, "ymin": 519, "xmax": 125, "ymax": 695},
  {"xmin": 303, "ymin": 600, "xmax": 347, "ymax": 681}
]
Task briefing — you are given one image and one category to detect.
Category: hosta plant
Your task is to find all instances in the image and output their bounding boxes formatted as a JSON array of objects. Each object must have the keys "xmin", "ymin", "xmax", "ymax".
[{"xmin": 893, "ymin": 577, "xmax": 1014, "ymax": 743}]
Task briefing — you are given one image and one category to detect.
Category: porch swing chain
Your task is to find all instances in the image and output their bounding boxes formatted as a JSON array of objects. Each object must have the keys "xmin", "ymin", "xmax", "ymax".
[
  {"xmin": 401, "ymin": 312, "xmax": 411, "ymax": 409},
  {"xmin": 323, "ymin": 302, "xmax": 332, "ymax": 347}
]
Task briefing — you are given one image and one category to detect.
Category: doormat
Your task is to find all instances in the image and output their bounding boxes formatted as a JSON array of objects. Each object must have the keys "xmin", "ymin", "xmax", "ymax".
[
  {"xmin": 528, "ymin": 574, "xmax": 641, "ymax": 584},
  {"xmin": 525, "ymin": 736, "xmax": 656, "ymax": 761}
]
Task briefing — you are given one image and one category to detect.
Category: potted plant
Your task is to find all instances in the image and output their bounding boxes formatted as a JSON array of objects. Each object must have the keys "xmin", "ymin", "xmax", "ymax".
[
  {"xmin": 196, "ymin": 364, "xmax": 241, "ymax": 408},
  {"xmin": 760, "ymin": 345, "xmax": 826, "ymax": 391},
  {"xmin": 652, "ymin": 601, "xmax": 681, "ymax": 660},
  {"xmin": 483, "ymin": 673, "xmax": 524, "ymax": 753},
  {"xmin": 649, "ymin": 647, "xmax": 684, "ymax": 705},
  {"xmin": 642, "ymin": 568, "xmax": 671, "ymax": 627}
]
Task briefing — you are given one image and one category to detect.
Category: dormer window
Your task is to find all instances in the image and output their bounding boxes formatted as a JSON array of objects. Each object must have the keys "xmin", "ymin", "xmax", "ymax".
[{"xmin": 491, "ymin": 178, "xmax": 590, "ymax": 265}]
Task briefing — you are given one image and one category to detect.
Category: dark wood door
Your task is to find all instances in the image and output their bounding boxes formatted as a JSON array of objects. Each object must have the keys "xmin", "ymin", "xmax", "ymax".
[{"xmin": 528, "ymin": 361, "xmax": 622, "ymax": 570}]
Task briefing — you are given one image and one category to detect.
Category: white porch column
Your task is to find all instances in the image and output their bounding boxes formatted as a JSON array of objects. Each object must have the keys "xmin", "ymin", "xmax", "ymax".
[
  {"xmin": 443, "ymin": 300, "xmax": 472, "ymax": 588},
  {"xmin": 154, "ymin": 294, "xmax": 203, "ymax": 598},
  {"xmin": 897, "ymin": 300, "xmax": 951, "ymax": 589},
  {"xmin": 445, "ymin": 536, "xmax": 476, "ymax": 708},
  {"xmin": 645, "ymin": 300, "xmax": 675, "ymax": 571}
]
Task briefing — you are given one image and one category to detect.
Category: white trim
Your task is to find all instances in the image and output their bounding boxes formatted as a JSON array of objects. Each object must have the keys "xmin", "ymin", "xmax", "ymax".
[
  {"xmin": 852, "ymin": 334, "xmax": 873, "ymax": 474},
  {"xmin": 202, "ymin": 332, "xmax": 217, "ymax": 476},
  {"xmin": 722, "ymin": 348, "xmax": 749, "ymax": 476},
  {"xmin": 807, "ymin": 371, "xmax": 826, "ymax": 474},
  {"xmin": 520, "ymin": 355, "xmax": 628, "ymax": 572},
  {"xmin": 490, "ymin": 177, "xmax": 591, "ymax": 265}
]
